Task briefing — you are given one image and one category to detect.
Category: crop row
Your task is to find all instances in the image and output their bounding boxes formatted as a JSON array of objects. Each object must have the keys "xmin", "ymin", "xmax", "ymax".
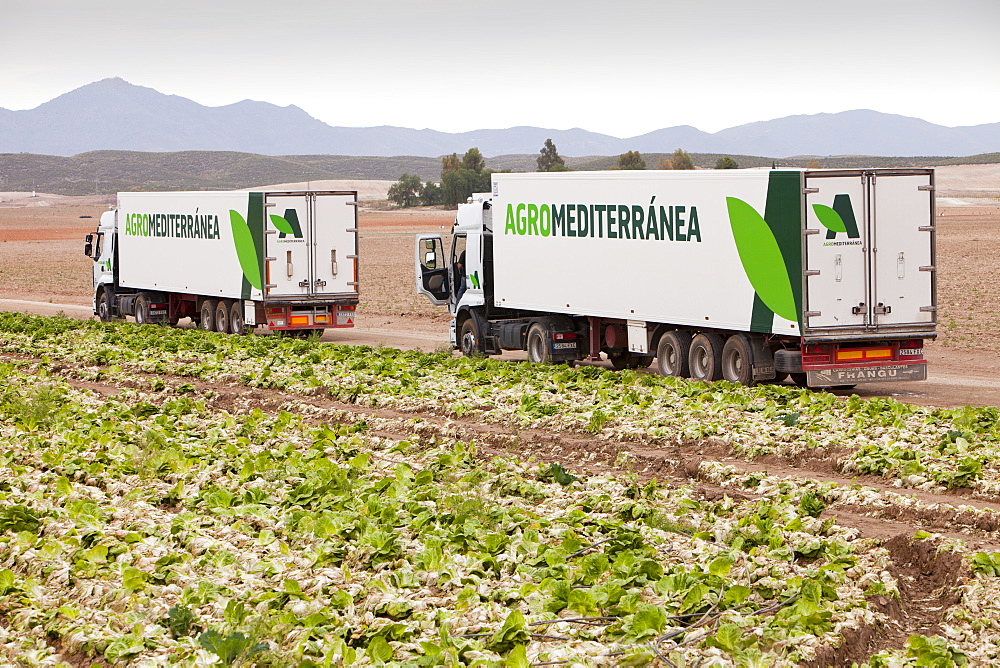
[{"xmin": 2, "ymin": 314, "xmax": 1000, "ymax": 496}]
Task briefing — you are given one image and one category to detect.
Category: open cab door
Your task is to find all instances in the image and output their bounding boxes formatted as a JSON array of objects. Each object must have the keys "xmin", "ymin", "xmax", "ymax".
[{"xmin": 416, "ymin": 234, "xmax": 449, "ymax": 305}]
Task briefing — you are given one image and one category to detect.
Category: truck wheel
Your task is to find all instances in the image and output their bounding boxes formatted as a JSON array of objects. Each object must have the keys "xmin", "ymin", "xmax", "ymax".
[
  {"xmin": 526, "ymin": 323, "xmax": 551, "ymax": 364},
  {"xmin": 134, "ymin": 293, "xmax": 150, "ymax": 325},
  {"xmin": 215, "ymin": 300, "xmax": 231, "ymax": 334},
  {"xmin": 790, "ymin": 372, "xmax": 808, "ymax": 387},
  {"xmin": 689, "ymin": 333, "xmax": 724, "ymax": 382},
  {"xmin": 459, "ymin": 318, "xmax": 484, "ymax": 357},
  {"xmin": 721, "ymin": 334, "xmax": 754, "ymax": 385},
  {"xmin": 656, "ymin": 331, "xmax": 691, "ymax": 377},
  {"xmin": 200, "ymin": 300, "xmax": 216, "ymax": 331},
  {"xmin": 229, "ymin": 301, "xmax": 247, "ymax": 335},
  {"xmin": 97, "ymin": 291, "xmax": 114, "ymax": 322}
]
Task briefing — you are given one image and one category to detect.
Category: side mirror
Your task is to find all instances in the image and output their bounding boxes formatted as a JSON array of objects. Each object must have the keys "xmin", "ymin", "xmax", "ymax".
[
  {"xmin": 84, "ymin": 242, "xmax": 93, "ymax": 257},
  {"xmin": 424, "ymin": 251, "xmax": 436, "ymax": 269}
]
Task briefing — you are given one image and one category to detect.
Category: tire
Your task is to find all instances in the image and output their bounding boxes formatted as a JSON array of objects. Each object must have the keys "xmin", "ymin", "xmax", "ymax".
[
  {"xmin": 97, "ymin": 291, "xmax": 114, "ymax": 322},
  {"xmin": 459, "ymin": 318, "xmax": 483, "ymax": 357},
  {"xmin": 656, "ymin": 330, "xmax": 691, "ymax": 377},
  {"xmin": 134, "ymin": 293, "xmax": 150, "ymax": 325},
  {"xmin": 790, "ymin": 372, "xmax": 808, "ymax": 387},
  {"xmin": 526, "ymin": 323, "xmax": 551, "ymax": 364},
  {"xmin": 688, "ymin": 333, "xmax": 724, "ymax": 382},
  {"xmin": 200, "ymin": 300, "xmax": 216, "ymax": 331},
  {"xmin": 721, "ymin": 334, "xmax": 754, "ymax": 385},
  {"xmin": 229, "ymin": 301, "xmax": 246, "ymax": 335},
  {"xmin": 215, "ymin": 300, "xmax": 231, "ymax": 334}
]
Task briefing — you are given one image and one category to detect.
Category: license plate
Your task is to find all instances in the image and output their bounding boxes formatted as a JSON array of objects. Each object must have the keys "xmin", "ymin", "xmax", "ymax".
[
  {"xmin": 553, "ymin": 342, "xmax": 576, "ymax": 350},
  {"xmin": 807, "ymin": 363, "xmax": 927, "ymax": 385},
  {"xmin": 899, "ymin": 348, "xmax": 923, "ymax": 356}
]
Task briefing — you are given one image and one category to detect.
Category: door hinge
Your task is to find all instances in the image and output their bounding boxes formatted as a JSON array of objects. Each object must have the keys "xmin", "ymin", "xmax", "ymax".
[
  {"xmin": 265, "ymin": 203, "xmax": 276, "ymax": 208},
  {"xmin": 918, "ymin": 226, "xmax": 935, "ymax": 232},
  {"xmin": 919, "ymin": 266, "xmax": 935, "ymax": 272},
  {"xmin": 345, "ymin": 201, "xmax": 361, "ymax": 207},
  {"xmin": 920, "ymin": 306, "xmax": 937, "ymax": 312},
  {"xmin": 298, "ymin": 279, "xmax": 310, "ymax": 288},
  {"xmin": 802, "ymin": 187, "xmax": 819, "ymax": 195},
  {"xmin": 804, "ymin": 228, "xmax": 820, "ymax": 236},
  {"xmin": 851, "ymin": 303, "xmax": 866, "ymax": 315},
  {"xmin": 264, "ymin": 256, "xmax": 276, "ymax": 262},
  {"xmin": 804, "ymin": 310, "xmax": 821, "ymax": 317},
  {"xmin": 874, "ymin": 303, "xmax": 892, "ymax": 315},
  {"xmin": 917, "ymin": 185, "xmax": 935, "ymax": 191},
  {"xmin": 803, "ymin": 269, "xmax": 821, "ymax": 276}
]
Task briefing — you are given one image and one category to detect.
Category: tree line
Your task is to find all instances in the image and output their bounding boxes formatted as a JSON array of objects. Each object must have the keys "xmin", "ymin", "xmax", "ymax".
[{"xmin": 387, "ymin": 140, "xmax": 743, "ymax": 208}]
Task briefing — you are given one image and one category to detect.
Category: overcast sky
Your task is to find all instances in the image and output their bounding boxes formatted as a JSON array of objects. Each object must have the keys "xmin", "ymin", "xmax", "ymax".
[{"xmin": 2, "ymin": 0, "xmax": 998, "ymax": 137}]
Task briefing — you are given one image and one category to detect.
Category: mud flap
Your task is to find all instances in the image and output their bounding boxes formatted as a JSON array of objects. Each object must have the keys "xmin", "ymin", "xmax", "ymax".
[{"xmin": 750, "ymin": 337, "xmax": 777, "ymax": 381}]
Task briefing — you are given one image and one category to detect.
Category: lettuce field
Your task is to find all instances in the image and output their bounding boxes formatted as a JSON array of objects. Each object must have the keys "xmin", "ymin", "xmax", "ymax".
[{"xmin": 1, "ymin": 313, "xmax": 1000, "ymax": 666}]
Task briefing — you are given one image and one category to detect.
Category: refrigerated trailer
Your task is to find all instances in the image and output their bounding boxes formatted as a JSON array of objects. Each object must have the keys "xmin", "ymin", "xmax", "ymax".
[
  {"xmin": 416, "ymin": 169, "xmax": 936, "ymax": 387},
  {"xmin": 85, "ymin": 190, "xmax": 359, "ymax": 335}
]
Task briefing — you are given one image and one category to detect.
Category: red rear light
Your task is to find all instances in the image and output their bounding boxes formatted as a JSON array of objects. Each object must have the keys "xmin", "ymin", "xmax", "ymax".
[{"xmin": 553, "ymin": 332, "xmax": 577, "ymax": 340}]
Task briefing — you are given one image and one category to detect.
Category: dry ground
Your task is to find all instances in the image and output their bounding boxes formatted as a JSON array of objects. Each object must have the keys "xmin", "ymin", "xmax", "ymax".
[{"xmin": 1, "ymin": 169, "xmax": 999, "ymax": 399}]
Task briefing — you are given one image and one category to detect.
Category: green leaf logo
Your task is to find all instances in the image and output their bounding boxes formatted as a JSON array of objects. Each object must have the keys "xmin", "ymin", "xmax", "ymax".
[
  {"xmin": 812, "ymin": 204, "xmax": 847, "ymax": 233},
  {"xmin": 229, "ymin": 210, "xmax": 262, "ymax": 290},
  {"xmin": 269, "ymin": 214, "xmax": 294, "ymax": 235},
  {"xmin": 726, "ymin": 197, "xmax": 797, "ymax": 322}
]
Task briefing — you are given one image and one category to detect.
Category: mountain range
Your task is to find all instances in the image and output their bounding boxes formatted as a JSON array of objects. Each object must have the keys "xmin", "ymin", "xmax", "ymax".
[{"xmin": 1, "ymin": 78, "xmax": 997, "ymax": 158}]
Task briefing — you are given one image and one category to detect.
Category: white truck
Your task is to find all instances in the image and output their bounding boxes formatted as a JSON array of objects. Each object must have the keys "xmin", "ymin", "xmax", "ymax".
[
  {"xmin": 85, "ymin": 190, "xmax": 359, "ymax": 335},
  {"xmin": 416, "ymin": 169, "xmax": 936, "ymax": 387}
]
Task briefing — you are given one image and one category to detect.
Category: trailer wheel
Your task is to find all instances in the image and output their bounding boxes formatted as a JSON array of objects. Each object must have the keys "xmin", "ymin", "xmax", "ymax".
[
  {"xmin": 459, "ymin": 318, "xmax": 484, "ymax": 357},
  {"xmin": 215, "ymin": 300, "xmax": 231, "ymax": 334},
  {"xmin": 229, "ymin": 301, "xmax": 247, "ymax": 335},
  {"xmin": 656, "ymin": 331, "xmax": 691, "ymax": 377},
  {"xmin": 526, "ymin": 323, "xmax": 551, "ymax": 364},
  {"xmin": 689, "ymin": 333, "xmax": 724, "ymax": 382},
  {"xmin": 721, "ymin": 334, "xmax": 754, "ymax": 385},
  {"xmin": 134, "ymin": 293, "xmax": 151, "ymax": 326},
  {"xmin": 199, "ymin": 300, "xmax": 216, "ymax": 331}
]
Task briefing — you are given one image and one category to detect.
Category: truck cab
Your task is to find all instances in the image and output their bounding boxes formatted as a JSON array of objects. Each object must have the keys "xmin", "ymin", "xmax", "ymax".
[
  {"xmin": 416, "ymin": 194, "xmax": 490, "ymax": 351},
  {"xmin": 84, "ymin": 209, "xmax": 119, "ymax": 321}
]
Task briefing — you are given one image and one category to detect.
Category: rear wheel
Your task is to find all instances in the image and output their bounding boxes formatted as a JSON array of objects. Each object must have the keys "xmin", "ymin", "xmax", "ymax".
[
  {"xmin": 526, "ymin": 323, "xmax": 551, "ymax": 364},
  {"xmin": 229, "ymin": 301, "xmax": 246, "ymax": 335},
  {"xmin": 721, "ymin": 334, "xmax": 754, "ymax": 385},
  {"xmin": 689, "ymin": 333, "xmax": 724, "ymax": 382},
  {"xmin": 656, "ymin": 330, "xmax": 691, "ymax": 377},
  {"xmin": 215, "ymin": 300, "xmax": 231, "ymax": 334},
  {"xmin": 790, "ymin": 372, "xmax": 808, "ymax": 387},
  {"xmin": 459, "ymin": 318, "xmax": 484, "ymax": 357},
  {"xmin": 134, "ymin": 293, "xmax": 150, "ymax": 325},
  {"xmin": 200, "ymin": 300, "xmax": 216, "ymax": 331}
]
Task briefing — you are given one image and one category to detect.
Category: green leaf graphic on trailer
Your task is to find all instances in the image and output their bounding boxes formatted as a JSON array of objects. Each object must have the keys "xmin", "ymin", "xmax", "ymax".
[
  {"xmin": 229, "ymin": 210, "xmax": 263, "ymax": 290},
  {"xmin": 726, "ymin": 197, "xmax": 797, "ymax": 322},
  {"xmin": 812, "ymin": 204, "xmax": 846, "ymax": 233},
  {"xmin": 269, "ymin": 214, "xmax": 295, "ymax": 235}
]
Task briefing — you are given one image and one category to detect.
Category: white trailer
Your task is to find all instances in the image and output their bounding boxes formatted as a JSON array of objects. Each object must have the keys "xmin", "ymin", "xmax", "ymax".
[
  {"xmin": 416, "ymin": 169, "xmax": 936, "ymax": 387},
  {"xmin": 85, "ymin": 190, "xmax": 359, "ymax": 335}
]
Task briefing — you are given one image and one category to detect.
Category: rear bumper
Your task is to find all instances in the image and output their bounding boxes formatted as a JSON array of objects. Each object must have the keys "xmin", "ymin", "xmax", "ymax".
[{"xmin": 806, "ymin": 361, "xmax": 927, "ymax": 386}]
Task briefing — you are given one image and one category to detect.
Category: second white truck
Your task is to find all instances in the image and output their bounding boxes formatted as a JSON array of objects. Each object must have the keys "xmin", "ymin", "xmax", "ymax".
[
  {"xmin": 417, "ymin": 169, "xmax": 936, "ymax": 387},
  {"xmin": 85, "ymin": 190, "xmax": 359, "ymax": 335}
]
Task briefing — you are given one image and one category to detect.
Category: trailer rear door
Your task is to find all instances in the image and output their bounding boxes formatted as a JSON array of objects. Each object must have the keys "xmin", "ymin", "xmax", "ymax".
[
  {"xmin": 264, "ymin": 192, "xmax": 359, "ymax": 298},
  {"xmin": 803, "ymin": 170, "xmax": 934, "ymax": 334}
]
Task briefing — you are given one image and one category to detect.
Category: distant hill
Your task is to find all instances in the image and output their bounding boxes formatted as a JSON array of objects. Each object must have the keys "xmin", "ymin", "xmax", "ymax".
[
  {"xmin": 3, "ymin": 149, "xmax": 998, "ymax": 197},
  {"xmin": 0, "ymin": 78, "xmax": 997, "ymax": 158}
]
